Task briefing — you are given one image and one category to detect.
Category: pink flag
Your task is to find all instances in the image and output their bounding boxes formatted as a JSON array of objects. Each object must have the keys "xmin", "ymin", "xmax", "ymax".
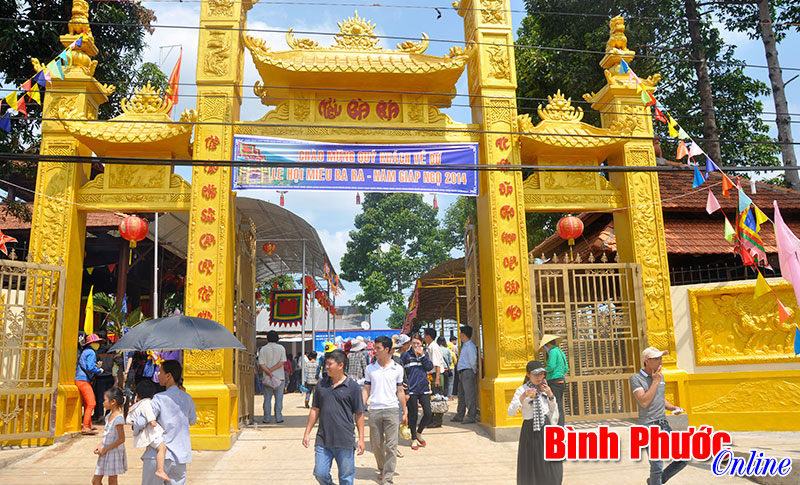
[
  {"xmin": 706, "ymin": 189, "xmax": 720, "ymax": 214},
  {"xmin": 773, "ymin": 201, "xmax": 800, "ymax": 311},
  {"xmin": 688, "ymin": 141, "xmax": 705, "ymax": 157}
]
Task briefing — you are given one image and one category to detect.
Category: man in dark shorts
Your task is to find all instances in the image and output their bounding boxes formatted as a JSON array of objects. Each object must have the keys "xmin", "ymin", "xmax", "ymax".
[{"xmin": 302, "ymin": 349, "xmax": 365, "ymax": 485}]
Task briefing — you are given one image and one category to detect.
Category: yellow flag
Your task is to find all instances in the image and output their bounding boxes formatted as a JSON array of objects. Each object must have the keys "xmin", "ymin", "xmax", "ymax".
[
  {"xmin": 667, "ymin": 114, "xmax": 679, "ymax": 138},
  {"xmin": 754, "ymin": 206, "xmax": 770, "ymax": 232},
  {"xmin": 754, "ymin": 272, "xmax": 770, "ymax": 299},
  {"xmin": 4, "ymin": 90, "xmax": 17, "ymax": 108},
  {"xmin": 84, "ymin": 285, "xmax": 94, "ymax": 335},
  {"xmin": 29, "ymin": 85, "xmax": 41, "ymax": 105}
]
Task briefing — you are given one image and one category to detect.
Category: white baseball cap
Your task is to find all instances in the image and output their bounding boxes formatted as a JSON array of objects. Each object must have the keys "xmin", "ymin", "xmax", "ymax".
[
  {"xmin": 642, "ymin": 347, "xmax": 668, "ymax": 361},
  {"xmin": 397, "ymin": 334, "xmax": 411, "ymax": 346}
]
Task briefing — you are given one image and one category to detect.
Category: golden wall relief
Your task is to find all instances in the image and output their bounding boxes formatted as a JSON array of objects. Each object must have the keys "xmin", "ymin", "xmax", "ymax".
[
  {"xmin": 691, "ymin": 378, "xmax": 800, "ymax": 413},
  {"xmin": 203, "ymin": 31, "xmax": 231, "ymax": 77},
  {"xmin": 481, "ymin": 0, "xmax": 505, "ymax": 24},
  {"xmin": 207, "ymin": 0, "xmax": 234, "ymax": 17},
  {"xmin": 688, "ymin": 282, "xmax": 800, "ymax": 365}
]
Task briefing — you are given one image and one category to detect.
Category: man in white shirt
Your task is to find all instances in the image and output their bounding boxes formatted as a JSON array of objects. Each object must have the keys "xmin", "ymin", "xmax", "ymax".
[
  {"xmin": 363, "ymin": 336, "xmax": 407, "ymax": 484},
  {"xmin": 423, "ymin": 328, "xmax": 444, "ymax": 391},
  {"xmin": 258, "ymin": 330, "xmax": 287, "ymax": 424}
]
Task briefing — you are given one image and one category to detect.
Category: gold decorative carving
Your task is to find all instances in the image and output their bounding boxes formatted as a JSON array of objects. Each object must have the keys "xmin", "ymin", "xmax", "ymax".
[
  {"xmin": 107, "ymin": 165, "xmax": 166, "ymax": 189},
  {"xmin": 688, "ymin": 282, "xmax": 800, "ymax": 365},
  {"xmin": 427, "ymin": 106, "xmax": 454, "ymax": 124},
  {"xmin": 486, "ymin": 45, "xmax": 511, "ymax": 81},
  {"xmin": 121, "ymin": 82, "xmax": 172, "ymax": 115},
  {"xmin": 693, "ymin": 381, "xmax": 800, "ymax": 413},
  {"xmin": 68, "ymin": 0, "xmax": 91, "ymax": 36},
  {"xmin": 195, "ymin": 408, "xmax": 216, "ymax": 428},
  {"xmin": 481, "ymin": 0, "xmax": 505, "ymax": 24},
  {"xmin": 606, "ymin": 16, "xmax": 630, "ymax": 53},
  {"xmin": 293, "ymin": 99, "xmax": 311, "ymax": 121},
  {"xmin": 201, "ymin": 94, "xmax": 229, "ymax": 121},
  {"xmin": 397, "ymin": 33, "xmax": 429, "ymax": 54},
  {"xmin": 184, "ymin": 350, "xmax": 223, "ymax": 376},
  {"xmin": 259, "ymin": 103, "xmax": 290, "ymax": 122},
  {"xmin": 499, "ymin": 334, "xmax": 529, "ymax": 368},
  {"xmin": 286, "ymin": 29, "xmax": 319, "ymax": 50},
  {"xmin": 487, "ymin": 98, "xmax": 515, "ymax": 126},
  {"xmin": 538, "ymin": 90, "xmax": 583, "ymax": 122},
  {"xmin": 204, "ymin": 31, "xmax": 231, "ymax": 77},
  {"xmin": 334, "ymin": 11, "xmax": 381, "ymax": 50},
  {"xmin": 208, "ymin": 0, "xmax": 234, "ymax": 16}
]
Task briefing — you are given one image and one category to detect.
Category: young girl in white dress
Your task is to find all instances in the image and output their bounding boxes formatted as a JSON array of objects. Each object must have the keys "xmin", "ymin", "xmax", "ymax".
[
  {"xmin": 126, "ymin": 379, "xmax": 170, "ymax": 481},
  {"xmin": 92, "ymin": 387, "xmax": 127, "ymax": 485}
]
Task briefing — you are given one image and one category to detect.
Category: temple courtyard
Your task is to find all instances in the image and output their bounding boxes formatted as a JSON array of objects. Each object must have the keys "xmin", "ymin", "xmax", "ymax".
[{"xmin": 0, "ymin": 392, "xmax": 796, "ymax": 484}]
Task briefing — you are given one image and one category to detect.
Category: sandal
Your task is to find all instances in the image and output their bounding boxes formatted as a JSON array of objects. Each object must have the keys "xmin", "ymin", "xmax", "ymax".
[
  {"xmin": 417, "ymin": 437, "xmax": 426, "ymax": 447},
  {"xmin": 411, "ymin": 441, "xmax": 419, "ymax": 451},
  {"xmin": 81, "ymin": 427, "xmax": 97, "ymax": 435}
]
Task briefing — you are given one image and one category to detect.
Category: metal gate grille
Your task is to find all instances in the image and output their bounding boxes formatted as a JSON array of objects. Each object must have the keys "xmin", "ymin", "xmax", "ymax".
[
  {"xmin": 0, "ymin": 259, "xmax": 65, "ymax": 442},
  {"xmin": 530, "ymin": 263, "xmax": 646, "ymax": 421}
]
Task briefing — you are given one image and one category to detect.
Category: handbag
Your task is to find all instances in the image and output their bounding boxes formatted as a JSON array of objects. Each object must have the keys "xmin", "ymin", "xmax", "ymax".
[
  {"xmin": 430, "ymin": 396, "xmax": 449, "ymax": 414},
  {"xmin": 262, "ymin": 374, "xmax": 282, "ymax": 390},
  {"xmin": 142, "ymin": 359, "xmax": 155, "ymax": 378}
]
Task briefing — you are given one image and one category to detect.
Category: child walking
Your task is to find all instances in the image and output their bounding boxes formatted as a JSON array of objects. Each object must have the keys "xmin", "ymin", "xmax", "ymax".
[
  {"xmin": 126, "ymin": 380, "xmax": 170, "ymax": 481},
  {"xmin": 92, "ymin": 387, "xmax": 127, "ymax": 485}
]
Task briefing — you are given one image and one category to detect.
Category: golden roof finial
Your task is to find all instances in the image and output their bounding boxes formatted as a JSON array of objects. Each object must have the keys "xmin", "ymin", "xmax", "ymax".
[
  {"xmin": 334, "ymin": 11, "xmax": 381, "ymax": 50},
  {"xmin": 121, "ymin": 82, "xmax": 172, "ymax": 115},
  {"xmin": 538, "ymin": 90, "xmax": 583, "ymax": 122},
  {"xmin": 605, "ymin": 16, "xmax": 630, "ymax": 54},
  {"xmin": 69, "ymin": 0, "xmax": 92, "ymax": 37}
]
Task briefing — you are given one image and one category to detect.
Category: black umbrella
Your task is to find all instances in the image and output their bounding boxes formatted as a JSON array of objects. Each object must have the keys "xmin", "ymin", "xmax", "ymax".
[{"xmin": 110, "ymin": 315, "xmax": 246, "ymax": 352}]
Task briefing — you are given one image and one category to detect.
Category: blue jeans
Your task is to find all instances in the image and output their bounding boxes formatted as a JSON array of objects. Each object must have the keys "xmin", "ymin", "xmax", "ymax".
[
  {"xmin": 263, "ymin": 379, "xmax": 284, "ymax": 422},
  {"xmin": 313, "ymin": 445, "xmax": 355, "ymax": 485},
  {"xmin": 648, "ymin": 420, "xmax": 689, "ymax": 484}
]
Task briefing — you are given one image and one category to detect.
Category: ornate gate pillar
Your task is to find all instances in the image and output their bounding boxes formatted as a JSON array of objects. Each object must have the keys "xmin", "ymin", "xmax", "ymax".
[
  {"xmin": 584, "ymin": 20, "xmax": 681, "ymax": 378},
  {"xmin": 28, "ymin": 25, "xmax": 109, "ymax": 438},
  {"xmin": 456, "ymin": 0, "xmax": 536, "ymax": 440},
  {"xmin": 183, "ymin": 0, "xmax": 254, "ymax": 450}
]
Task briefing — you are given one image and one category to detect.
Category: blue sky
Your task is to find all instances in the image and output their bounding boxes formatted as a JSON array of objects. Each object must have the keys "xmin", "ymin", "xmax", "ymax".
[{"xmin": 139, "ymin": 1, "xmax": 799, "ymax": 329}]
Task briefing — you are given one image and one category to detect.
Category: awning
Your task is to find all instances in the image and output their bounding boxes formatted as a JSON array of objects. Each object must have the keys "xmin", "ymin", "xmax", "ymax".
[
  {"xmin": 145, "ymin": 196, "xmax": 340, "ymax": 283},
  {"xmin": 405, "ymin": 258, "xmax": 468, "ymax": 327}
]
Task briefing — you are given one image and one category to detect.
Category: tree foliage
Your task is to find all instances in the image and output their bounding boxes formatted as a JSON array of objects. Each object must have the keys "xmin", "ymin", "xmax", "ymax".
[
  {"xmin": 341, "ymin": 193, "xmax": 450, "ymax": 329},
  {"xmin": 0, "ymin": 1, "xmax": 167, "ymax": 219},
  {"xmin": 515, "ymin": 0, "xmax": 779, "ymax": 170}
]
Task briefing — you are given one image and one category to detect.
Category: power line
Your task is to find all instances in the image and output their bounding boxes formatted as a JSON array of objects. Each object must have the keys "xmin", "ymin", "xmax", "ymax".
[
  {"xmin": 2, "ymin": 114, "xmax": 798, "ymax": 146},
  {"xmin": 1, "ymin": 16, "xmax": 799, "ymax": 73}
]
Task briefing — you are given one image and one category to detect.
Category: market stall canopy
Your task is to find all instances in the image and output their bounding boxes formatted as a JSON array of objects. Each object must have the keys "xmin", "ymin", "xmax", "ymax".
[
  {"xmin": 408, "ymin": 257, "xmax": 468, "ymax": 324},
  {"xmin": 145, "ymin": 196, "xmax": 340, "ymax": 283}
]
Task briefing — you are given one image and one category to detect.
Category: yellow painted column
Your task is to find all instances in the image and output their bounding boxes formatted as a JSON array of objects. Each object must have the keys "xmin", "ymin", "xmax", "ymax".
[
  {"xmin": 28, "ymin": 30, "xmax": 108, "ymax": 438},
  {"xmin": 183, "ymin": 0, "xmax": 252, "ymax": 450},
  {"xmin": 456, "ymin": 0, "xmax": 535, "ymax": 440}
]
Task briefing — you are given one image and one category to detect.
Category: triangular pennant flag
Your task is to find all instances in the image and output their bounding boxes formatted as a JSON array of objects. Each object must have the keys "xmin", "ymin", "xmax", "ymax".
[
  {"xmin": 16, "ymin": 96, "xmax": 26, "ymax": 117},
  {"xmin": 619, "ymin": 59, "xmax": 629, "ymax": 74},
  {"xmin": 654, "ymin": 107, "xmax": 667, "ymax": 123},
  {"xmin": 705, "ymin": 157, "xmax": 719, "ymax": 178},
  {"xmin": 667, "ymin": 114, "xmax": 679, "ymax": 138},
  {"xmin": 724, "ymin": 217, "xmax": 736, "ymax": 242},
  {"xmin": 647, "ymin": 92, "xmax": 657, "ymax": 106},
  {"xmin": 706, "ymin": 188, "xmax": 720, "ymax": 214},
  {"xmin": 86, "ymin": 267, "xmax": 94, "ymax": 275},
  {"xmin": 738, "ymin": 187, "xmax": 753, "ymax": 214},
  {"xmin": 676, "ymin": 141, "xmax": 689, "ymax": 159},
  {"xmin": 754, "ymin": 272, "xmax": 771, "ymax": 299},
  {"xmin": 693, "ymin": 165, "xmax": 705, "ymax": 188},
  {"xmin": 108, "ymin": 263, "xmax": 116, "ymax": 274},
  {"xmin": 20, "ymin": 80, "xmax": 31, "ymax": 93},
  {"xmin": 43, "ymin": 69, "xmax": 51, "ymax": 85},
  {"xmin": 75, "ymin": 34, "xmax": 83, "ymax": 48},
  {"xmin": 0, "ymin": 113, "xmax": 10, "ymax": 133},
  {"xmin": 4, "ymin": 91, "xmax": 17, "ymax": 109},
  {"xmin": 33, "ymin": 70, "xmax": 46, "ymax": 87},
  {"xmin": 46, "ymin": 60, "xmax": 63, "ymax": 80},
  {"xmin": 777, "ymin": 297, "xmax": 793, "ymax": 324},
  {"xmin": 722, "ymin": 174, "xmax": 734, "ymax": 197},
  {"xmin": 754, "ymin": 206, "xmax": 770, "ymax": 232},
  {"xmin": 640, "ymin": 90, "xmax": 651, "ymax": 105},
  {"xmin": 678, "ymin": 127, "xmax": 690, "ymax": 140},
  {"xmin": 29, "ymin": 85, "xmax": 41, "ymax": 105},
  {"xmin": 57, "ymin": 50, "xmax": 71, "ymax": 67},
  {"xmin": 688, "ymin": 141, "xmax": 705, "ymax": 157},
  {"xmin": 795, "ymin": 327, "xmax": 800, "ymax": 355},
  {"xmin": 84, "ymin": 285, "xmax": 94, "ymax": 336},
  {"xmin": 741, "ymin": 245, "xmax": 755, "ymax": 265}
]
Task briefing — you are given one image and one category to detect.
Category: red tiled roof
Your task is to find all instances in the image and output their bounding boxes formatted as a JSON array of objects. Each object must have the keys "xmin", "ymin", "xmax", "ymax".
[{"xmin": 0, "ymin": 203, "xmax": 124, "ymax": 230}]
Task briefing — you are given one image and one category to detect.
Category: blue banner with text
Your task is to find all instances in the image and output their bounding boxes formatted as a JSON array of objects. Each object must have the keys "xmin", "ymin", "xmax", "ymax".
[{"xmin": 231, "ymin": 136, "xmax": 478, "ymax": 196}]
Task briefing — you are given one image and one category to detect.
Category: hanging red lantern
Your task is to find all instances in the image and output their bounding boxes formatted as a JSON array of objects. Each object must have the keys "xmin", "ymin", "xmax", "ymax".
[
  {"xmin": 262, "ymin": 242, "xmax": 276, "ymax": 255},
  {"xmin": 556, "ymin": 214, "xmax": 584, "ymax": 261},
  {"xmin": 119, "ymin": 216, "xmax": 149, "ymax": 249}
]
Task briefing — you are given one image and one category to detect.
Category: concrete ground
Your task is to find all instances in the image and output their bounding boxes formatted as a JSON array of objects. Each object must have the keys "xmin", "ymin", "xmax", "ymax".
[{"xmin": 0, "ymin": 392, "xmax": 796, "ymax": 484}]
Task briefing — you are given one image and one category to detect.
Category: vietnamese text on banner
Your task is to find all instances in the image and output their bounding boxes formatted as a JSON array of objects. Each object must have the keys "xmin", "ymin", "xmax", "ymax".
[{"xmin": 231, "ymin": 136, "xmax": 479, "ymax": 196}]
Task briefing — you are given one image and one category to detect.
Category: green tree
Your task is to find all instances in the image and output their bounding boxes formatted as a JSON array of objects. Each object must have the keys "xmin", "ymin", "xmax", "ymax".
[
  {"xmin": 341, "ymin": 193, "xmax": 451, "ymax": 329},
  {"xmin": 0, "ymin": 1, "xmax": 167, "ymax": 220},
  {"xmin": 442, "ymin": 196, "xmax": 477, "ymax": 251},
  {"xmin": 515, "ymin": 0, "xmax": 778, "ymax": 172}
]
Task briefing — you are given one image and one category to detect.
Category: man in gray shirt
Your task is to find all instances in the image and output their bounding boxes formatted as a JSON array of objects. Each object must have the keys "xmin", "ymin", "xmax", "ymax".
[{"xmin": 630, "ymin": 347, "xmax": 687, "ymax": 485}]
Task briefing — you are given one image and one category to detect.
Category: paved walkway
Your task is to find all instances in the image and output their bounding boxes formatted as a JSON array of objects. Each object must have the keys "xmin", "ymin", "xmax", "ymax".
[{"xmin": 0, "ymin": 392, "xmax": 794, "ymax": 484}]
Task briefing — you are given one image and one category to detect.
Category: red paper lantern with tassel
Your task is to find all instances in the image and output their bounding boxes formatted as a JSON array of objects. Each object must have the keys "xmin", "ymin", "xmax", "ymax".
[
  {"xmin": 556, "ymin": 214, "xmax": 584, "ymax": 261},
  {"xmin": 262, "ymin": 242, "xmax": 276, "ymax": 255},
  {"xmin": 119, "ymin": 216, "xmax": 148, "ymax": 249}
]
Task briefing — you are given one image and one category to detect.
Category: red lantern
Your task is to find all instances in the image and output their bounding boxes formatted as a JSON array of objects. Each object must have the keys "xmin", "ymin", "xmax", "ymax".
[
  {"xmin": 262, "ymin": 242, "xmax": 276, "ymax": 255},
  {"xmin": 556, "ymin": 214, "xmax": 584, "ymax": 261},
  {"xmin": 119, "ymin": 216, "xmax": 148, "ymax": 249}
]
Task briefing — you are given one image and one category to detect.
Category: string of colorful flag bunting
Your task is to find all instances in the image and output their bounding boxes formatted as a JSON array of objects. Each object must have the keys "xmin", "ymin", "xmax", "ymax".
[
  {"xmin": 0, "ymin": 33, "xmax": 87, "ymax": 133},
  {"xmin": 622, "ymin": 58, "xmax": 800, "ymax": 353}
]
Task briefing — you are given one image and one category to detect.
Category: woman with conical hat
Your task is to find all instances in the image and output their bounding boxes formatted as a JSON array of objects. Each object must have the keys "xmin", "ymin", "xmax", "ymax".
[{"xmin": 540, "ymin": 334, "xmax": 568, "ymax": 427}]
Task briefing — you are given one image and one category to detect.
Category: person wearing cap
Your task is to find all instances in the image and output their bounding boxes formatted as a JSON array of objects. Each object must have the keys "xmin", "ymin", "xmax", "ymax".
[
  {"xmin": 630, "ymin": 347, "xmax": 688, "ymax": 485},
  {"xmin": 540, "ymin": 334, "xmax": 568, "ymax": 426},
  {"xmin": 75, "ymin": 333, "xmax": 104, "ymax": 435},
  {"xmin": 347, "ymin": 336, "xmax": 369, "ymax": 385},
  {"xmin": 507, "ymin": 360, "xmax": 561, "ymax": 485}
]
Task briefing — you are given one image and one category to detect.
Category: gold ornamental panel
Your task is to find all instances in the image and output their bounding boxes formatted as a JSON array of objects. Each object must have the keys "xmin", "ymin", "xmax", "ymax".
[{"xmin": 688, "ymin": 281, "xmax": 800, "ymax": 365}]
